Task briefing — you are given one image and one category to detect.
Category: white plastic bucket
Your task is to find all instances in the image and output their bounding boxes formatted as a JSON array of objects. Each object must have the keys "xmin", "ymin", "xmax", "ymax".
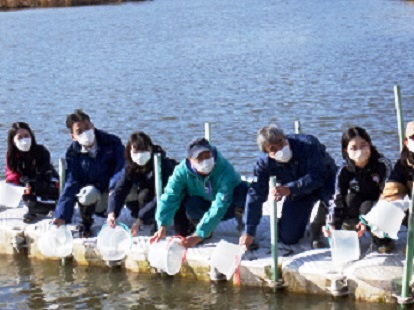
[
  {"xmin": 148, "ymin": 236, "xmax": 186, "ymax": 275},
  {"xmin": 97, "ymin": 223, "xmax": 132, "ymax": 261},
  {"xmin": 330, "ymin": 230, "xmax": 360, "ymax": 264},
  {"xmin": 209, "ymin": 240, "xmax": 246, "ymax": 280},
  {"xmin": 38, "ymin": 225, "xmax": 73, "ymax": 258},
  {"xmin": 361, "ymin": 200, "xmax": 405, "ymax": 239},
  {"xmin": 0, "ymin": 182, "xmax": 25, "ymax": 208}
]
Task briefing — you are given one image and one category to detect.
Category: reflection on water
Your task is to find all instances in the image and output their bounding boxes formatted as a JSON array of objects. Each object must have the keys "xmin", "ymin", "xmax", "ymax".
[{"xmin": 0, "ymin": 255, "xmax": 397, "ymax": 309}]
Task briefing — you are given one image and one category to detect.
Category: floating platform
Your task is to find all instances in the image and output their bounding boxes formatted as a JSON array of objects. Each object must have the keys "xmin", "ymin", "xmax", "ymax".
[{"xmin": 0, "ymin": 201, "xmax": 409, "ymax": 304}]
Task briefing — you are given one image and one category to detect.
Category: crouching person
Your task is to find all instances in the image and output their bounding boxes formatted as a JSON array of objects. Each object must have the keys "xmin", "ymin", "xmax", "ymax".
[
  {"xmin": 6, "ymin": 122, "xmax": 59, "ymax": 223},
  {"xmin": 52, "ymin": 110, "xmax": 125, "ymax": 237},
  {"xmin": 240, "ymin": 125, "xmax": 337, "ymax": 250},
  {"xmin": 149, "ymin": 138, "xmax": 248, "ymax": 249},
  {"xmin": 106, "ymin": 132, "xmax": 177, "ymax": 235}
]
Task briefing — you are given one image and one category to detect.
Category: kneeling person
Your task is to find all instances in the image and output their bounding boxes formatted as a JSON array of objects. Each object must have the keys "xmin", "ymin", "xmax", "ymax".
[{"xmin": 150, "ymin": 138, "xmax": 248, "ymax": 248}]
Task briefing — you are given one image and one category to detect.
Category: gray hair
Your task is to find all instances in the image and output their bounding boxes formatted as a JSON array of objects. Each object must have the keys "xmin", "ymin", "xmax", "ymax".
[{"xmin": 257, "ymin": 125, "xmax": 285, "ymax": 152}]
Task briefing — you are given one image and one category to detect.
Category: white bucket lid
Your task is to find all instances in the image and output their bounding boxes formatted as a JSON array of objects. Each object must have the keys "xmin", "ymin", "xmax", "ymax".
[
  {"xmin": 38, "ymin": 225, "xmax": 73, "ymax": 258},
  {"xmin": 97, "ymin": 223, "xmax": 132, "ymax": 261},
  {"xmin": 210, "ymin": 240, "xmax": 246, "ymax": 280}
]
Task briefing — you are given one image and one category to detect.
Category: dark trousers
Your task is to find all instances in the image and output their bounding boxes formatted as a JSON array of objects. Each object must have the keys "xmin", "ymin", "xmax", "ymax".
[
  {"xmin": 23, "ymin": 183, "xmax": 59, "ymax": 215},
  {"xmin": 125, "ymin": 189, "xmax": 156, "ymax": 224},
  {"xmin": 174, "ymin": 181, "xmax": 249, "ymax": 236}
]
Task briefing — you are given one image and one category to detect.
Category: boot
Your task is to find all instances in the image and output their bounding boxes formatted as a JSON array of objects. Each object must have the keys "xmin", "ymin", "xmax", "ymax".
[
  {"xmin": 78, "ymin": 203, "xmax": 95, "ymax": 238},
  {"xmin": 309, "ymin": 222, "xmax": 326, "ymax": 249}
]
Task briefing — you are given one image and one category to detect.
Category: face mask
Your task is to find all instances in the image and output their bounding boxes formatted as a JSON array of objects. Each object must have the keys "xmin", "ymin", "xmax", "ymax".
[
  {"xmin": 77, "ymin": 129, "xmax": 95, "ymax": 147},
  {"xmin": 348, "ymin": 147, "xmax": 371, "ymax": 164},
  {"xmin": 14, "ymin": 137, "xmax": 32, "ymax": 152},
  {"xmin": 273, "ymin": 144, "xmax": 292, "ymax": 163},
  {"xmin": 195, "ymin": 157, "xmax": 215, "ymax": 174},
  {"xmin": 408, "ymin": 139, "xmax": 414, "ymax": 153},
  {"xmin": 131, "ymin": 151, "xmax": 151, "ymax": 166}
]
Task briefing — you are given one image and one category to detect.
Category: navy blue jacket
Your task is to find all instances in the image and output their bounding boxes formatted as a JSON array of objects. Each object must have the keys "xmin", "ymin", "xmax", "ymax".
[
  {"xmin": 107, "ymin": 146, "xmax": 177, "ymax": 221},
  {"xmin": 244, "ymin": 134, "xmax": 337, "ymax": 236},
  {"xmin": 54, "ymin": 129, "xmax": 125, "ymax": 222}
]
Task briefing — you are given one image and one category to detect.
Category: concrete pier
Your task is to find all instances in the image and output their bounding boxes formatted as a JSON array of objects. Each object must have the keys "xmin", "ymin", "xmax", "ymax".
[{"xmin": 0, "ymin": 201, "xmax": 409, "ymax": 304}]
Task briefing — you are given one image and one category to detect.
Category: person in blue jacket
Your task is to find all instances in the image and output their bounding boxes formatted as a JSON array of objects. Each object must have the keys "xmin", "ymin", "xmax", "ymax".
[
  {"xmin": 106, "ymin": 132, "xmax": 177, "ymax": 236},
  {"xmin": 239, "ymin": 125, "xmax": 337, "ymax": 249},
  {"xmin": 150, "ymin": 138, "xmax": 248, "ymax": 248},
  {"xmin": 52, "ymin": 110, "xmax": 125, "ymax": 237}
]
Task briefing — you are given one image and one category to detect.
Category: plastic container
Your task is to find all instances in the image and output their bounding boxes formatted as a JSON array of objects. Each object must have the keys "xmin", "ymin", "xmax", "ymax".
[
  {"xmin": 330, "ymin": 230, "xmax": 360, "ymax": 264},
  {"xmin": 97, "ymin": 223, "xmax": 132, "ymax": 261},
  {"xmin": 0, "ymin": 182, "xmax": 25, "ymax": 208},
  {"xmin": 361, "ymin": 200, "xmax": 405, "ymax": 239},
  {"xmin": 148, "ymin": 236, "xmax": 187, "ymax": 275},
  {"xmin": 209, "ymin": 240, "xmax": 246, "ymax": 280},
  {"xmin": 38, "ymin": 225, "xmax": 73, "ymax": 258}
]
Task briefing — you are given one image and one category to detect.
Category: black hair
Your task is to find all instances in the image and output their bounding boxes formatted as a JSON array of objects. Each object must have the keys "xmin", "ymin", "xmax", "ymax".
[
  {"xmin": 401, "ymin": 142, "xmax": 414, "ymax": 168},
  {"xmin": 341, "ymin": 126, "xmax": 381, "ymax": 162},
  {"xmin": 66, "ymin": 109, "xmax": 91, "ymax": 132},
  {"xmin": 6, "ymin": 122, "xmax": 38, "ymax": 173},
  {"xmin": 125, "ymin": 132, "xmax": 155, "ymax": 175}
]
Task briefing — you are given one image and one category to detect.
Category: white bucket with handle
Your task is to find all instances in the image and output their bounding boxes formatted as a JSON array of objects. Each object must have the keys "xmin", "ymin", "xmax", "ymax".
[
  {"xmin": 148, "ymin": 236, "xmax": 187, "ymax": 275},
  {"xmin": 330, "ymin": 230, "xmax": 360, "ymax": 265},
  {"xmin": 97, "ymin": 223, "xmax": 132, "ymax": 261},
  {"xmin": 0, "ymin": 182, "xmax": 25, "ymax": 208},
  {"xmin": 209, "ymin": 240, "xmax": 246, "ymax": 280},
  {"xmin": 38, "ymin": 225, "xmax": 73, "ymax": 258}
]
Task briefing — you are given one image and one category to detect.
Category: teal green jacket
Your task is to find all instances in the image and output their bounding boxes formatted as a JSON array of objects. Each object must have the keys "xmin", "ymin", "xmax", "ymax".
[{"xmin": 156, "ymin": 148, "xmax": 241, "ymax": 238}]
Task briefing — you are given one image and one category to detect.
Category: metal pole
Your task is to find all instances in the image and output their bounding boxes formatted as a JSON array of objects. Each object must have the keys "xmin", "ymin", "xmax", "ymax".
[
  {"xmin": 154, "ymin": 153, "xmax": 163, "ymax": 206},
  {"xmin": 401, "ymin": 191, "xmax": 414, "ymax": 301},
  {"xmin": 394, "ymin": 85, "xmax": 404, "ymax": 152},
  {"xmin": 204, "ymin": 122, "xmax": 211, "ymax": 142},
  {"xmin": 58, "ymin": 158, "xmax": 66, "ymax": 194},
  {"xmin": 294, "ymin": 121, "xmax": 301, "ymax": 134},
  {"xmin": 269, "ymin": 176, "xmax": 279, "ymax": 282}
]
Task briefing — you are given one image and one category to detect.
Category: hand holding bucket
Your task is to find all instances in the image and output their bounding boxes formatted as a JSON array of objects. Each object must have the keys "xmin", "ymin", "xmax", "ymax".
[
  {"xmin": 210, "ymin": 240, "xmax": 246, "ymax": 280},
  {"xmin": 38, "ymin": 224, "xmax": 73, "ymax": 258},
  {"xmin": 147, "ymin": 236, "xmax": 187, "ymax": 275},
  {"xmin": 97, "ymin": 222, "xmax": 132, "ymax": 261}
]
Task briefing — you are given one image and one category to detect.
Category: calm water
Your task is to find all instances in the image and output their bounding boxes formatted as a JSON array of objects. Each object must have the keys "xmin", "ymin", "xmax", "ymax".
[
  {"xmin": 1, "ymin": 0, "xmax": 414, "ymax": 307},
  {"xmin": 0, "ymin": 255, "xmax": 399, "ymax": 309}
]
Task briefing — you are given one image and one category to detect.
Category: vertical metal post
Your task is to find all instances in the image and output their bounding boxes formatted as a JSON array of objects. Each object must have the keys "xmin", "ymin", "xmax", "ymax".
[
  {"xmin": 58, "ymin": 158, "xmax": 66, "ymax": 194},
  {"xmin": 294, "ymin": 120, "xmax": 301, "ymax": 134},
  {"xmin": 401, "ymin": 192, "xmax": 414, "ymax": 301},
  {"xmin": 269, "ymin": 176, "xmax": 279, "ymax": 282},
  {"xmin": 394, "ymin": 85, "xmax": 404, "ymax": 152},
  {"xmin": 154, "ymin": 153, "xmax": 163, "ymax": 206},
  {"xmin": 204, "ymin": 122, "xmax": 211, "ymax": 142}
]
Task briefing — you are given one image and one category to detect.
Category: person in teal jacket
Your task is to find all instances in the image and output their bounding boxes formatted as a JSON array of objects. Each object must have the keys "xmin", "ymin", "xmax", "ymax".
[{"xmin": 150, "ymin": 138, "xmax": 248, "ymax": 248}]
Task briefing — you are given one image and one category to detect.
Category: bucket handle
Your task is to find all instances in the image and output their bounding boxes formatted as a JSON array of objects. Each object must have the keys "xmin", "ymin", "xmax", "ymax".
[{"xmin": 233, "ymin": 247, "xmax": 246, "ymax": 285}]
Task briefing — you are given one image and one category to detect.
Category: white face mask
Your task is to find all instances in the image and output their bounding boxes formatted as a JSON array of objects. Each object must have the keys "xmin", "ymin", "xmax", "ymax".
[
  {"xmin": 348, "ymin": 147, "xmax": 371, "ymax": 165},
  {"xmin": 77, "ymin": 129, "xmax": 95, "ymax": 147},
  {"xmin": 131, "ymin": 151, "xmax": 151, "ymax": 166},
  {"xmin": 14, "ymin": 137, "xmax": 32, "ymax": 152},
  {"xmin": 273, "ymin": 144, "xmax": 292, "ymax": 163},
  {"xmin": 195, "ymin": 157, "xmax": 215, "ymax": 174},
  {"xmin": 408, "ymin": 139, "xmax": 414, "ymax": 153}
]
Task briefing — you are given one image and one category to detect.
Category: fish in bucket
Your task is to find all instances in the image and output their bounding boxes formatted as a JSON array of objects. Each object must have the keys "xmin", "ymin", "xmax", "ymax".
[
  {"xmin": 360, "ymin": 200, "xmax": 408, "ymax": 239},
  {"xmin": 97, "ymin": 223, "xmax": 132, "ymax": 261},
  {"xmin": 147, "ymin": 236, "xmax": 187, "ymax": 275}
]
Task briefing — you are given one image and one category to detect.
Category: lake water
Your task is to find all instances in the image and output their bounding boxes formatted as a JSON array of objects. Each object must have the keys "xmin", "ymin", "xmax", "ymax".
[{"xmin": 1, "ymin": 0, "xmax": 414, "ymax": 307}]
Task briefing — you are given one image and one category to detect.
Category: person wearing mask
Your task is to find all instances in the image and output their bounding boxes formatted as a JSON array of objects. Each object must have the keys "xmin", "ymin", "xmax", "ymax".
[
  {"xmin": 52, "ymin": 110, "xmax": 125, "ymax": 237},
  {"xmin": 106, "ymin": 132, "xmax": 177, "ymax": 236},
  {"xmin": 324, "ymin": 127, "xmax": 393, "ymax": 253},
  {"xmin": 240, "ymin": 125, "xmax": 337, "ymax": 250},
  {"xmin": 150, "ymin": 138, "xmax": 248, "ymax": 249},
  {"xmin": 6, "ymin": 122, "xmax": 59, "ymax": 223}
]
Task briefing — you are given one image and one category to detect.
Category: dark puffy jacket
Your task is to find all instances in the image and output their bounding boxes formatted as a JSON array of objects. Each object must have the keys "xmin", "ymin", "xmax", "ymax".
[
  {"xmin": 244, "ymin": 134, "xmax": 337, "ymax": 237},
  {"xmin": 54, "ymin": 129, "xmax": 125, "ymax": 222},
  {"xmin": 107, "ymin": 146, "xmax": 177, "ymax": 218},
  {"xmin": 5, "ymin": 144, "xmax": 58, "ymax": 194},
  {"xmin": 330, "ymin": 154, "xmax": 392, "ymax": 227}
]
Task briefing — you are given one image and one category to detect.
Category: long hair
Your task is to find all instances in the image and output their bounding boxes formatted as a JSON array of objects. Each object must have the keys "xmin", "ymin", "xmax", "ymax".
[
  {"xmin": 401, "ymin": 142, "xmax": 414, "ymax": 168},
  {"xmin": 341, "ymin": 127, "xmax": 381, "ymax": 163},
  {"xmin": 125, "ymin": 132, "xmax": 154, "ymax": 175},
  {"xmin": 6, "ymin": 122, "xmax": 38, "ymax": 173}
]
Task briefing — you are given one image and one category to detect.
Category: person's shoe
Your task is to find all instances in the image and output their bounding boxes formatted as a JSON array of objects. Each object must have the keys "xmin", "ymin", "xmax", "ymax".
[
  {"xmin": 311, "ymin": 240, "xmax": 326, "ymax": 249},
  {"xmin": 378, "ymin": 240, "xmax": 395, "ymax": 254},
  {"xmin": 247, "ymin": 242, "xmax": 259, "ymax": 251},
  {"xmin": 209, "ymin": 267, "xmax": 226, "ymax": 281},
  {"xmin": 342, "ymin": 218, "xmax": 359, "ymax": 231},
  {"xmin": 22, "ymin": 213, "xmax": 36, "ymax": 223}
]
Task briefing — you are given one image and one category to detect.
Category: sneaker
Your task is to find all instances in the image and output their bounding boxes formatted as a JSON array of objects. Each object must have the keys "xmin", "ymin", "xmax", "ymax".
[
  {"xmin": 210, "ymin": 267, "xmax": 226, "ymax": 281},
  {"xmin": 23, "ymin": 213, "xmax": 37, "ymax": 223},
  {"xmin": 311, "ymin": 240, "xmax": 326, "ymax": 249},
  {"xmin": 378, "ymin": 241, "xmax": 395, "ymax": 254}
]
